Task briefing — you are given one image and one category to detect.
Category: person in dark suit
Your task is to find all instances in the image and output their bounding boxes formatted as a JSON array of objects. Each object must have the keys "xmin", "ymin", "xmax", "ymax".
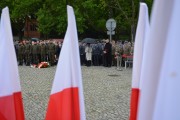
[
  {"xmin": 103, "ymin": 39, "xmax": 112, "ymax": 67},
  {"xmin": 79, "ymin": 42, "xmax": 85, "ymax": 65}
]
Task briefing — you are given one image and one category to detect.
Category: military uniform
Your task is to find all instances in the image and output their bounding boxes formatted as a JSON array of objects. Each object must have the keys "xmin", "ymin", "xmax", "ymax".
[
  {"xmin": 31, "ymin": 43, "xmax": 40, "ymax": 64},
  {"xmin": 47, "ymin": 42, "xmax": 56, "ymax": 66},
  {"xmin": 24, "ymin": 42, "xmax": 31, "ymax": 65},
  {"xmin": 123, "ymin": 43, "xmax": 131, "ymax": 55},
  {"xmin": 115, "ymin": 44, "xmax": 123, "ymax": 70},
  {"xmin": 18, "ymin": 42, "xmax": 25, "ymax": 65},
  {"xmin": 122, "ymin": 42, "xmax": 131, "ymax": 67},
  {"xmin": 55, "ymin": 44, "xmax": 60, "ymax": 61},
  {"xmin": 37, "ymin": 43, "xmax": 41, "ymax": 63},
  {"xmin": 130, "ymin": 44, "xmax": 134, "ymax": 55},
  {"xmin": 40, "ymin": 43, "xmax": 47, "ymax": 62}
]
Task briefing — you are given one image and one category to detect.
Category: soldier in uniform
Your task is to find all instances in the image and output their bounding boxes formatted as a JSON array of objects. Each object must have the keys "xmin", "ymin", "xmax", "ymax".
[
  {"xmin": 123, "ymin": 41, "xmax": 131, "ymax": 55},
  {"xmin": 47, "ymin": 40, "xmax": 56, "ymax": 66},
  {"xmin": 115, "ymin": 41, "xmax": 123, "ymax": 70},
  {"xmin": 31, "ymin": 41, "xmax": 40, "ymax": 64},
  {"xmin": 130, "ymin": 42, "xmax": 134, "ymax": 56},
  {"xmin": 55, "ymin": 41, "xmax": 60, "ymax": 64},
  {"xmin": 17, "ymin": 41, "xmax": 25, "ymax": 65},
  {"xmin": 122, "ymin": 41, "xmax": 131, "ymax": 67},
  {"xmin": 24, "ymin": 40, "xmax": 31, "ymax": 66},
  {"xmin": 36, "ymin": 40, "xmax": 41, "ymax": 63},
  {"xmin": 40, "ymin": 40, "xmax": 47, "ymax": 62}
]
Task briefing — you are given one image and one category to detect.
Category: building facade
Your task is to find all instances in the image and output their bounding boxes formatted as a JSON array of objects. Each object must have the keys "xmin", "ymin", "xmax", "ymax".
[{"xmin": 24, "ymin": 18, "xmax": 40, "ymax": 38}]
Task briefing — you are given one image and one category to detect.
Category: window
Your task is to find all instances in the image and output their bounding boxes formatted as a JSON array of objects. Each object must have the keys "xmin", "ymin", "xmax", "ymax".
[{"xmin": 30, "ymin": 24, "xmax": 37, "ymax": 31}]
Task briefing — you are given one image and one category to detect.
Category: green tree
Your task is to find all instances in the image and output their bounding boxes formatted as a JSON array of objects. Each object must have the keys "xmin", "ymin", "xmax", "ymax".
[
  {"xmin": 105, "ymin": 0, "xmax": 153, "ymax": 41},
  {"xmin": 0, "ymin": 0, "xmax": 153, "ymax": 40},
  {"xmin": 36, "ymin": 0, "xmax": 86, "ymax": 39},
  {"xmin": 0, "ymin": 0, "xmax": 42, "ymax": 40}
]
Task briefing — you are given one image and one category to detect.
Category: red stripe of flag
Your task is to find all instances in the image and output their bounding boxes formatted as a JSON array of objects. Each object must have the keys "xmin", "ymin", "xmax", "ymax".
[
  {"xmin": 129, "ymin": 88, "xmax": 140, "ymax": 120},
  {"xmin": 13, "ymin": 92, "xmax": 25, "ymax": 120},
  {"xmin": 0, "ymin": 92, "xmax": 24, "ymax": 120},
  {"xmin": 46, "ymin": 87, "xmax": 80, "ymax": 120}
]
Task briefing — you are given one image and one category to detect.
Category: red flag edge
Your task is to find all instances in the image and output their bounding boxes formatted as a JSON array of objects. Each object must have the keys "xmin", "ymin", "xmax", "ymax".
[{"xmin": 129, "ymin": 88, "xmax": 140, "ymax": 120}]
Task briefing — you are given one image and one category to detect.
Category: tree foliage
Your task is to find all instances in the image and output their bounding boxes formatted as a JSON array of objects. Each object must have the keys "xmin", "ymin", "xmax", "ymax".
[{"xmin": 0, "ymin": 0, "xmax": 153, "ymax": 40}]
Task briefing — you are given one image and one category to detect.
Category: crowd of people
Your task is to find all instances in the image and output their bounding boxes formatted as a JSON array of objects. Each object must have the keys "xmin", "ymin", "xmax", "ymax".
[
  {"xmin": 14, "ymin": 39, "xmax": 62, "ymax": 66},
  {"xmin": 14, "ymin": 39, "xmax": 134, "ymax": 70},
  {"xmin": 80, "ymin": 39, "xmax": 134, "ymax": 70}
]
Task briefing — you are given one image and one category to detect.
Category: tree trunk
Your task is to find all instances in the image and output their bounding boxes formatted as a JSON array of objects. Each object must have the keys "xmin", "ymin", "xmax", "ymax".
[
  {"xmin": 131, "ymin": 0, "xmax": 136, "ymax": 42},
  {"xmin": 131, "ymin": 24, "xmax": 135, "ymax": 42}
]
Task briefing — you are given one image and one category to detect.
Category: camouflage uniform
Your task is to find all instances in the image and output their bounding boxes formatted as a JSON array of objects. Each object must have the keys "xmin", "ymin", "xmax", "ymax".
[
  {"xmin": 122, "ymin": 42, "xmax": 131, "ymax": 67},
  {"xmin": 123, "ymin": 43, "xmax": 131, "ymax": 55},
  {"xmin": 47, "ymin": 42, "xmax": 56, "ymax": 66},
  {"xmin": 37, "ymin": 42, "xmax": 41, "ymax": 63},
  {"xmin": 130, "ymin": 43, "xmax": 134, "ymax": 55},
  {"xmin": 115, "ymin": 44, "xmax": 123, "ymax": 70},
  {"xmin": 40, "ymin": 43, "xmax": 47, "ymax": 62},
  {"xmin": 17, "ymin": 42, "xmax": 24, "ymax": 65},
  {"xmin": 24, "ymin": 42, "xmax": 31, "ymax": 65},
  {"xmin": 31, "ymin": 43, "xmax": 40, "ymax": 64}
]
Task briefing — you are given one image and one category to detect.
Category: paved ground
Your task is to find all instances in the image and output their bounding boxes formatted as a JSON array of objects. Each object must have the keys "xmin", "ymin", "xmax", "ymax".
[{"xmin": 19, "ymin": 66, "xmax": 132, "ymax": 120}]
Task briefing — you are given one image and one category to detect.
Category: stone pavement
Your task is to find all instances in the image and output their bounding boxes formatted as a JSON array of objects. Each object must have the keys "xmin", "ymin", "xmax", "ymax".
[{"xmin": 18, "ymin": 66, "xmax": 132, "ymax": 120}]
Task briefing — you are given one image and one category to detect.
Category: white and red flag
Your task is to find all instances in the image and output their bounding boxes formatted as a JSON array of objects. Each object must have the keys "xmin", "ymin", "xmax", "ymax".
[
  {"xmin": 129, "ymin": 3, "xmax": 149, "ymax": 120},
  {"xmin": 0, "ymin": 7, "xmax": 25, "ymax": 120},
  {"xmin": 152, "ymin": 1, "xmax": 180, "ymax": 120},
  {"xmin": 137, "ymin": 0, "xmax": 174, "ymax": 120},
  {"xmin": 45, "ymin": 5, "xmax": 86, "ymax": 120}
]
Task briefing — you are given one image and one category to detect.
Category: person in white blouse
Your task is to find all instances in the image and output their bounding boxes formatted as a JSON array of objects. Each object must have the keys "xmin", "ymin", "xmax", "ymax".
[{"xmin": 85, "ymin": 43, "xmax": 92, "ymax": 66}]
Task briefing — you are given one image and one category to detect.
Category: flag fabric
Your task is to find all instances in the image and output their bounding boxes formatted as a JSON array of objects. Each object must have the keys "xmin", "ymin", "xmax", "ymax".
[
  {"xmin": 152, "ymin": 1, "xmax": 180, "ymax": 120},
  {"xmin": 45, "ymin": 5, "xmax": 86, "ymax": 120},
  {"xmin": 137, "ymin": 0, "xmax": 174, "ymax": 120},
  {"xmin": 0, "ymin": 7, "xmax": 25, "ymax": 120},
  {"xmin": 129, "ymin": 3, "xmax": 149, "ymax": 120}
]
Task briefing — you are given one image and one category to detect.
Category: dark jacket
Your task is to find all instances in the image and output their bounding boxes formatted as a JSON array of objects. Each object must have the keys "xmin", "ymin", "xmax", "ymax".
[{"xmin": 104, "ymin": 42, "xmax": 112, "ymax": 55}]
